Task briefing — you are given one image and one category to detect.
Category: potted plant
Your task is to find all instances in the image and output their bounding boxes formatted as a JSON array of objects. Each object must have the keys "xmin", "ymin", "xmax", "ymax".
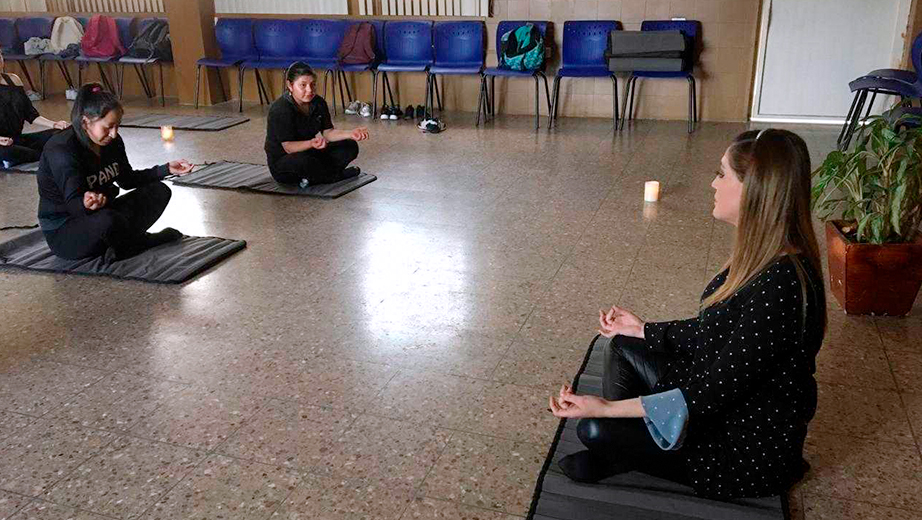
[{"xmin": 812, "ymin": 111, "xmax": 922, "ymax": 316}]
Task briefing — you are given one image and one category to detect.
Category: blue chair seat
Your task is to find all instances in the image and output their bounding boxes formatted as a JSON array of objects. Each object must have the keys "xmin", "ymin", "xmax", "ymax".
[
  {"xmin": 40, "ymin": 54, "xmax": 76, "ymax": 61},
  {"xmin": 197, "ymin": 56, "xmax": 244, "ymax": 67},
  {"xmin": 558, "ymin": 66, "xmax": 612, "ymax": 78},
  {"xmin": 76, "ymin": 55, "xmax": 118, "ymax": 63},
  {"xmin": 3, "ymin": 53, "xmax": 33, "ymax": 61},
  {"xmin": 633, "ymin": 70, "xmax": 692, "ymax": 78},
  {"xmin": 241, "ymin": 59, "xmax": 294, "ymax": 70},
  {"xmin": 339, "ymin": 62, "xmax": 372, "ymax": 72},
  {"xmin": 377, "ymin": 62, "xmax": 428, "ymax": 72},
  {"xmin": 864, "ymin": 69, "xmax": 917, "ymax": 83},
  {"xmin": 849, "ymin": 76, "xmax": 922, "ymax": 97},
  {"xmin": 305, "ymin": 58, "xmax": 339, "ymax": 70},
  {"xmin": 483, "ymin": 66, "xmax": 540, "ymax": 77},
  {"xmin": 119, "ymin": 56, "xmax": 160, "ymax": 64},
  {"xmin": 429, "ymin": 64, "xmax": 483, "ymax": 75}
]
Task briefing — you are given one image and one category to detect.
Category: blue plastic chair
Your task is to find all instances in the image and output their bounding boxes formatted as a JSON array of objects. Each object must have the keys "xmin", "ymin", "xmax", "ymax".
[
  {"xmin": 194, "ymin": 18, "xmax": 257, "ymax": 109},
  {"xmin": 621, "ymin": 20, "xmax": 700, "ymax": 133},
  {"xmin": 0, "ymin": 18, "xmax": 17, "ymax": 54},
  {"xmin": 117, "ymin": 17, "xmax": 171, "ymax": 106},
  {"xmin": 338, "ymin": 20, "xmax": 386, "ymax": 114},
  {"xmin": 550, "ymin": 20, "xmax": 621, "ymax": 129},
  {"xmin": 239, "ymin": 18, "xmax": 300, "ymax": 112},
  {"xmin": 5, "ymin": 17, "xmax": 55, "ymax": 97},
  {"xmin": 75, "ymin": 17, "xmax": 134, "ymax": 97},
  {"xmin": 838, "ymin": 32, "xmax": 922, "ymax": 149},
  {"xmin": 481, "ymin": 21, "xmax": 551, "ymax": 130},
  {"xmin": 375, "ymin": 21, "xmax": 433, "ymax": 118},
  {"xmin": 296, "ymin": 19, "xmax": 351, "ymax": 114},
  {"xmin": 426, "ymin": 21, "xmax": 485, "ymax": 121}
]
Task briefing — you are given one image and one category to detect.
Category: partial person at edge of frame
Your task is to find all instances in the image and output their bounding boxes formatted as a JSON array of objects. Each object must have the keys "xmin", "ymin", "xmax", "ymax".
[
  {"xmin": 37, "ymin": 83, "xmax": 195, "ymax": 261},
  {"xmin": 264, "ymin": 61, "xmax": 369, "ymax": 189},
  {"xmin": 0, "ymin": 48, "xmax": 69, "ymax": 167},
  {"xmin": 548, "ymin": 128, "xmax": 828, "ymax": 500}
]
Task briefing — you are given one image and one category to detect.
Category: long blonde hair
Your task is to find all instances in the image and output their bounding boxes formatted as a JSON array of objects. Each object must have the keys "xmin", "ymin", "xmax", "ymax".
[{"xmin": 702, "ymin": 129, "xmax": 826, "ymax": 333}]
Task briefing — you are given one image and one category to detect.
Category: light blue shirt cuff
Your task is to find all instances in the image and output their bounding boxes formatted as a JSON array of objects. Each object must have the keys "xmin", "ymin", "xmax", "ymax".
[{"xmin": 640, "ymin": 388, "xmax": 688, "ymax": 451}]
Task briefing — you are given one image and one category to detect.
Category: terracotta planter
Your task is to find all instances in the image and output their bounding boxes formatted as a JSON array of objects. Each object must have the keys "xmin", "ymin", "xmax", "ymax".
[{"xmin": 826, "ymin": 221, "xmax": 922, "ymax": 316}]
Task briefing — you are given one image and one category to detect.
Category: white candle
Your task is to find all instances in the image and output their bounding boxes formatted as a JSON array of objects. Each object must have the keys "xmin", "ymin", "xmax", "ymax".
[
  {"xmin": 644, "ymin": 181, "xmax": 660, "ymax": 202},
  {"xmin": 160, "ymin": 125, "xmax": 174, "ymax": 141}
]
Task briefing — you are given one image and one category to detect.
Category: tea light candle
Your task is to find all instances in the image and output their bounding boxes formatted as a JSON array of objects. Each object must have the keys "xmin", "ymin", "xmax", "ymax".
[
  {"xmin": 160, "ymin": 125, "xmax": 174, "ymax": 141},
  {"xmin": 644, "ymin": 181, "xmax": 660, "ymax": 202}
]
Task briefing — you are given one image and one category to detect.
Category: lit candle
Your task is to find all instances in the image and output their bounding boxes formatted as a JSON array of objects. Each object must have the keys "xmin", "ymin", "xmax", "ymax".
[
  {"xmin": 160, "ymin": 125, "xmax": 174, "ymax": 141},
  {"xmin": 644, "ymin": 181, "xmax": 660, "ymax": 202}
]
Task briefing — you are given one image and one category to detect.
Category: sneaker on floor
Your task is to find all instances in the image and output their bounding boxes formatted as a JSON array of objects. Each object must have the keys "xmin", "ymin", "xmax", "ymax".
[
  {"xmin": 299, "ymin": 178, "xmax": 310, "ymax": 189},
  {"xmin": 390, "ymin": 106, "xmax": 401, "ymax": 120},
  {"xmin": 26, "ymin": 90, "xmax": 41, "ymax": 101},
  {"xmin": 417, "ymin": 118, "xmax": 446, "ymax": 134},
  {"xmin": 415, "ymin": 105, "xmax": 426, "ymax": 120},
  {"xmin": 380, "ymin": 105, "xmax": 391, "ymax": 120},
  {"xmin": 359, "ymin": 102, "xmax": 373, "ymax": 118},
  {"xmin": 345, "ymin": 100, "xmax": 361, "ymax": 115},
  {"xmin": 65, "ymin": 88, "xmax": 77, "ymax": 101},
  {"xmin": 403, "ymin": 105, "xmax": 414, "ymax": 120}
]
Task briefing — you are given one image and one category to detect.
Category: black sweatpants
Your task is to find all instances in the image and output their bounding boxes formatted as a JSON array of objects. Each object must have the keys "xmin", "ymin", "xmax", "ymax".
[
  {"xmin": 269, "ymin": 139, "xmax": 359, "ymax": 186},
  {"xmin": 575, "ymin": 335, "xmax": 690, "ymax": 484},
  {"xmin": 43, "ymin": 182, "xmax": 172, "ymax": 260},
  {"xmin": 0, "ymin": 129, "xmax": 59, "ymax": 165}
]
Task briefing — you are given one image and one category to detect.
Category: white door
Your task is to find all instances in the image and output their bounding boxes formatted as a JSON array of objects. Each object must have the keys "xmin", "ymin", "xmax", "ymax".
[{"xmin": 751, "ymin": 0, "xmax": 911, "ymax": 123}]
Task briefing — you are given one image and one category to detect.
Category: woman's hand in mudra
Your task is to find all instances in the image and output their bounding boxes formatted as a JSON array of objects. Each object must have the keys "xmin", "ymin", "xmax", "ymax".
[
  {"xmin": 53, "ymin": 120, "xmax": 70, "ymax": 130},
  {"xmin": 83, "ymin": 191, "xmax": 107, "ymax": 211},
  {"xmin": 0, "ymin": 136, "xmax": 12, "ymax": 147},
  {"xmin": 599, "ymin": 306, "xmax": 645, "ymax": 339},
  {"xmin": 549, "ymin": 384, "xmax": 611, "ymax": 419},
  {"xmin": 351, "ymin": 127, "xmax": 369, "ymax": 141},
  {"xmin": 168, "ymin": 160, "xmax": 194, "ymax": 176}
]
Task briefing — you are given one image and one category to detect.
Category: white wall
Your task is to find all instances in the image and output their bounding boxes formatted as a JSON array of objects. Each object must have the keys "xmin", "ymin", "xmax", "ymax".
[{"xmin": 215, "ymin": 0, "xmax": 348, "ymax": 14}]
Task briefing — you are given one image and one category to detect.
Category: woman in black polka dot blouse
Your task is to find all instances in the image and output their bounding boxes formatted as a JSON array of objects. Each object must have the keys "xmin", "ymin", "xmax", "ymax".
[{"xmin": 549, "ymin": 129, "xmax": 827, "ymax": 499}]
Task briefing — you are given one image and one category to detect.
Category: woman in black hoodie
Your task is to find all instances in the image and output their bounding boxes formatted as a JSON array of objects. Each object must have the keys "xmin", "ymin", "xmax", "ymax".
[{"xmin": 37, "ymin": 83, "xmax": 194, "ymax": 260}]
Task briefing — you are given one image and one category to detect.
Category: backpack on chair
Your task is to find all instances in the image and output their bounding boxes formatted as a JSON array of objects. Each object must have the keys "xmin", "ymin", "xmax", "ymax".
[
  {"xmin": 500, "ymin": 23, "xmax": 544, "ymax": 71},
  {"xmin": 81, "ymin": 15, "xmax": 125, "ymax": 58},
  {"xmin": 337, "ymin": 22, "xmax": 376, "ymax": 65},
  {"xmin": 127, "ymin": 19, "xmax": 172, "ymax": 61}
]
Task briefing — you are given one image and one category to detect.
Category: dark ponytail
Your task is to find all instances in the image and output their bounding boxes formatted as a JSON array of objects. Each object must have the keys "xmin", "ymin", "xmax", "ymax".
[{"xmin": 71, "ymin": 83, "xmax": 123, "ymax": 148}]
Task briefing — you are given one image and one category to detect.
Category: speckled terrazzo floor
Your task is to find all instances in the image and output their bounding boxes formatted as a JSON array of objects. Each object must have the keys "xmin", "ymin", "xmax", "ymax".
[{"xmin": 2, "ymin": 95, "xmax": 922, "ymax": 520}]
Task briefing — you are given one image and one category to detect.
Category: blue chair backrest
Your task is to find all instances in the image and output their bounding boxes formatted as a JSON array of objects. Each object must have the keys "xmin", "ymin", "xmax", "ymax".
[
  {"xmin": 15, "ymin": 16, "xmax": 54, "ymax": 41},
  {"xmin": 0, "ymin": 18, "xmax": 17, "ymax": 51},
  {"xmin": 383, "ymin": 20, "xmax": 433, "ymax": 65},
  {"xmin": 561, "ymin": 20, "xmax": 620, "ymax": 68},
  {"xmin": 495, "ymin": 20, "xmax": 548, "ymax": 63},
  {"xmin": 911, "ymin": 31, "xmax": 922, "ymax": 77},
  {"xmin": 641, "ymin": 19, "xmax": 700, "ymax": 66},
  {"xmin": 368, "ymin": 20, "xmax": 386, "ymax": 62},
  {"xmin": 115, "ymin": 17, "xmax": 135, "ymax": 49},
  {"xmin": 297, "ymin": 19, "xmax": 349, "ymax": 61},
  {"xmin": 253, "ymin": 19, "xmax": 299, "ymax": 60},
  {"xmin": 433, "ymin": 21, "xmax": 484, "ymax": 68},
  {"xmin": 75, "ymin": 16, "xmax": 90, "ymax": 28},
  {"xmin": 215, "ymin": 17, "xmax": 256, "ymax": 59}
]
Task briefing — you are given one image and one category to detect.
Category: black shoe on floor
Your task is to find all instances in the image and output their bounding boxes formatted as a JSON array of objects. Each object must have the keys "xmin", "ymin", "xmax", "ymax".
[
  {"xmin": 147, "ymin": 227, "xmax": 183, "ymax": 248},
  {"xmin": 380, "ymin": 105, "xmax": 391, "ymax": 120},
  {"xmin": 415, "ymin": 105, "xmax": 426, "ymax": 120},
  {"xmin": 390, "ymin": 106, "xmax": 401, "ymax": 120},
  {"xmin": 403, "ymin": 105, "xmax": 414, "ymax": 120}
]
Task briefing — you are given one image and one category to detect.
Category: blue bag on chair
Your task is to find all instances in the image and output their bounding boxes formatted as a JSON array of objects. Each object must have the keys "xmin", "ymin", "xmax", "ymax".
[{"xmin": 500, "ymin": 23, "xmax": 544, "ymax": 71}]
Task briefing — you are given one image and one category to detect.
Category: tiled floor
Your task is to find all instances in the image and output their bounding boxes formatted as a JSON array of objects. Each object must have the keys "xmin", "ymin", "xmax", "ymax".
[{"xmin": 1, "ymin": 95, "xmax": 921, "ymax": 520}]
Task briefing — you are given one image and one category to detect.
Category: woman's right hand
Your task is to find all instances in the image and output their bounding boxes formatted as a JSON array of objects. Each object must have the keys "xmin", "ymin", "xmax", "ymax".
[
  {"xmin": 598, "ymin": 306, "xmax": 645, "ymax": 339},
  {"xmin": 310, "ymin": 135, "xmax": 327, "ymax": 150},
  {"xmin": 0, "ymin": 137, "xmax": 12, "ymax": 147},
  {"xmin": 83, "ymin": 191, "xmax": 107, "ymax": 211}
]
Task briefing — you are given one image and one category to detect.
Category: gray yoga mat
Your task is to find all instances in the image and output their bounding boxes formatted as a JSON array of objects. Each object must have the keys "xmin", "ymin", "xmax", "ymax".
[
  {"xmin": 526, "ymin": 335, "xmax": 787, "ymax": 520},
  {"xmin": 119, "ymin": 114, "xmax": 250, "ymax": 131},
  {"xmin": 0, "ymin": 161, "xmax": 40, "ymax": 173},
  {"xmin": 170, "ymin": 161, "xmax": 377, "ymax": 198},
  {"xmin": 0, "ymin": 229, "xmax": 246, "ymax": 284}
]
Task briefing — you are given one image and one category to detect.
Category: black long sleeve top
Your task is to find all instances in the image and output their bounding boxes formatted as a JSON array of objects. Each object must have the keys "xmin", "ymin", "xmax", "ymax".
[
  {"xmin": 642, "ymin": 254, "xmax": 826, "ymax": 499},
  {"xmin": 0, "ymin": 73, "xmax": 40, "ymax": 139},
  {"xmin": 36, "ymin": 127, "xmax": 168, "ymax": 231}
]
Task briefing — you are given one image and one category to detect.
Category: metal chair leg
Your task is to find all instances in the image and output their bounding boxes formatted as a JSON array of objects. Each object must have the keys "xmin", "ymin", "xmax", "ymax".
[
  {"xmin": 238, "ymin": 67, "xmax": 245, "ymax": 113},
  {"xmin": 372, "ymin": 70, "xmax": 379, "ymax": 118},
  {"xmin": 490, "ymin": 75, "xmax": 495, "ymax": 116},
  {"xmin": 838, "ymin": 90, "xmax": 862, "ymax": 147},
  {"xmin": 194, "ymin": 64, "xmax": 202, "ymax": 109},
  {"xmin": 540, "ymin": 72, "xmax": 551, "ymax": 114},
  {"xmin": 534, "ymin": 74, "xmax": 540, "ymax": 130},
  {"xmin": 611, "ymin": 74, "xmax": 619, "ymax": 131},
  {"xmin": 434, "ymin": 74, "xmax": 442, "ymax": 111},
  {"xmin": 337, "ymin": 70, "xmax": 347, "ymax": 111},
  {"xmin": 549, "ymin": 75, "xmax": 561, "ymax": 127},
  {"xmin": 18, "ymin": 61, "xmax": 36, "ymax": 93},
  {"xmin": 159, "ymin": 62, "xmax": 165, "ymax": 107},
  {"xmin": 687, "ymin": 75, "xmax": 694, "ymax": 133}
]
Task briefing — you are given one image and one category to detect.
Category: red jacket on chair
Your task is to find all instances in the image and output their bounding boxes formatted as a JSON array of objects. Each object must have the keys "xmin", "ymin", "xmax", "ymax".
[{"xmin": 81, "ymin": 15, "xmax": 125, "ymax": 58}]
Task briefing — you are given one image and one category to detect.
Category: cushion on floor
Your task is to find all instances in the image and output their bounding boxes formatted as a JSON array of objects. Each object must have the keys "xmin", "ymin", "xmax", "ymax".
[
  {"xmin": 0, "ymin": 161, "xmax": 40, "ymax": 173},
  {"xmin": 119, "ymin": 114, "xmax": 250, "ymax": 131},
  {"xmin": 170, "ymin": 161, "xmax": 377, "ymax": 198}
]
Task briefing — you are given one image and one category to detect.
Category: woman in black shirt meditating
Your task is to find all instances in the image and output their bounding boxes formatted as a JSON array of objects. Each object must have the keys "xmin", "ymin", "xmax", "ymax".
[
  {"xmin": 37, "ymin": 83, "xmax": 194, "ymax": 261},
  {"xmin": 549, "ymin": 129, "xmax": 827, "ymax": 500},
  {"xmin": 265, "ymin": 62, "xmax": 369, "ymax": 188},
  {"xmin": 0, "ymin": 49, "xmax": 69, "ymax": 166}
]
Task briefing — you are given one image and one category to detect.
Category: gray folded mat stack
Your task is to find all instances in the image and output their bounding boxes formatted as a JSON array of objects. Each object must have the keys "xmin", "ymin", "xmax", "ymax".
[
  {"xmin": 119, "ymin": 114, "xmax": 250, "ymax": 131},
  {"xmin": 606, "ymin": 30, "xmax": 690, "ymax": 72},
  {"xmin": 526, "ymin": 335, "xmax": 787, "ymax": 520},
  {"xmin": 171, "ymin": 161, "xmax": 377, "ymax": 198},
  {"xmin": 0, "ymin": 230, "xmax": 246, "ymax": 283},
  {"xmin": 0, "ymin": 161, "xmax": 40, "ymax": 173}
]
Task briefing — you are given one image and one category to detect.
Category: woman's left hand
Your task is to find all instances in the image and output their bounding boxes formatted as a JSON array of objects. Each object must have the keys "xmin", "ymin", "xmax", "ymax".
[
  {"xmin": 549, "ymin": 385, "xmax": 612, "ymax": 419},
  {"xmin": 53, "ymin": 120, "xmax": 70, "ymax": 130},
  {"xmin": 168, "ymin": 160, "xmax": 194, "ymax": 175},
  {"xmin": 351, "ymin": 127, "xmax": 369, "ymax": 142}
]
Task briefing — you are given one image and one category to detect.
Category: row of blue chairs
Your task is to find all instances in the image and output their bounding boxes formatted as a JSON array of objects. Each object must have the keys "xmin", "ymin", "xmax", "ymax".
[
  {"xmin": 0, "ymin": 16, "xmax": 170, "ymax": 106},
  {"xmin": 199, "ymin": 17, "xmax": 699, "ymax": 131}
]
